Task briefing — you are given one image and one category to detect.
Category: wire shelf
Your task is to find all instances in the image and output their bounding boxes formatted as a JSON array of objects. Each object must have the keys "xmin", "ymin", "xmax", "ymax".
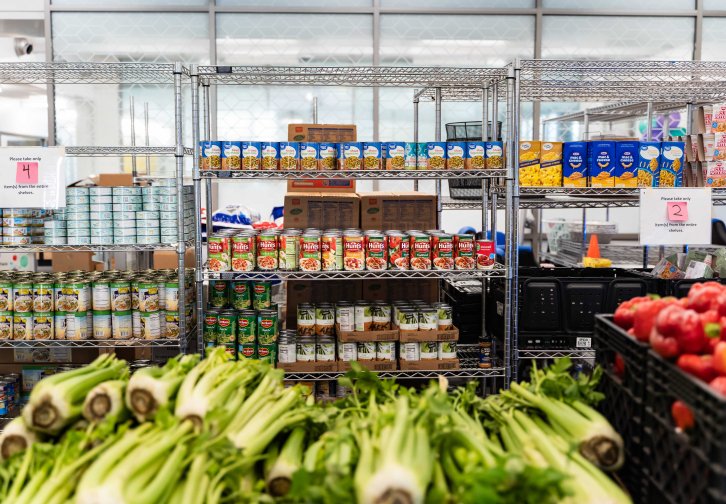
[
  {"xmin": 0, "ymin": 338, "xmax": 187, "ymax": 348},
  {"xmin": 441, "ymin": 198, "xmax": 486, "ymax": 210},
  {"xmin": 0, "ymin": 240, "xmax": 194, "ymax": 253},
  {"xmin": 201, "ymin": 169, "xmax": 507, "ymax": 180},
  {"xmin": 204, "ymin": 264, "xmax": 504, "ymax": 281},
  {"xmin": 0, "ymin": 62, "xmax": 181, "ymax": 85},
  {"xmin": 518, "ymin": 349, "xmax": 596, "ymax": 359},
  {"xmin": 66, "ymin": 146, "xmax": 193, "ymax": 157},
  {"xmin": 197, "ymin": 65, "xmax": 506, "ymax": 88},
  {"xmin": 542, "ymin": 101, "xmax": 701, "ymax": 124},
  {"xmin": 282, "ymin": 367, "xmax": 504, "ymax": 381},
  {"xmin": 415, "ymin": 86, "xmax": 508, "ymax": 102}
]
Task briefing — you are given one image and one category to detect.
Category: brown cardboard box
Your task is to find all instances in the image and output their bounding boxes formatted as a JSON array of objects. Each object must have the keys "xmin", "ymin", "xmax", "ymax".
[
  {"xmin": 90, "ymin": 173, "xmax": 134, "ymax": 187},
  {"xmin": 277, "ymin": 362, "xmax": 337, "ymax": 373},
  {"xmin": 337, "ymin": 361, "xmax": 397, "ymax": 372},
  {"xmin": 398, "ymin": 359, "xmax": 459, "ymax": 371},
  {"xmin": 286, "ymin": 280, "xmax": 362, "ymax": 327},
  {"xmin": 337, "ymin": 328, "xmax": 398, "ymax": 343},
  {"xmin": 51, "ymin": 252, "xmax": 96, "ymax": 272},
  {"xmin": 358, "ymin": 192, "xmax": 437, "ymax": 230},
  {"xmin": 153, "ymin": 247, "xmax": 195, "ymax": 269},
  {"xmin": 284, "ymin": 192, "xmax": 360, "ymax": 229},
  {"xmin": 286, "ymin": 179, "xmax": 356, "ymax": 193},
  {"xmin": 288, "ymin": 124, "xmax": 357, "ymax": 142},
  {"xmin": 399, "ymin": 327, "xmax": 459, "ymax": 343}
]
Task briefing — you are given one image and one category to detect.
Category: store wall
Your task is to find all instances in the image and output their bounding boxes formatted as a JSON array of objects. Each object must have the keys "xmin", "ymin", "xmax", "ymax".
[{"xmin": 2, "ymin": 0, "xmax": 722, "ymax": 235}]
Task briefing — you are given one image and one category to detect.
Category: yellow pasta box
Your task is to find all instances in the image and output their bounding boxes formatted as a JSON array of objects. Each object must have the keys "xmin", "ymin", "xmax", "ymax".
[
  {"xmin": 614, "ymin": 141, "xmax": 638, "ymax": 188},
  {"xmin": 563, "ymin": 141, "xmax": 588, "ymax": 187},
  {"xmin": 518, "ymin": 141, "xmax": 541, "ymax": 187},
  {"xmin": 588, "ymin": 141, "xmax": 615, "ymax": 188},
  {"xmin": 540, "ymin": 142, "xmax": 563, "ymax": 187},
  {"xmin": 704, "ymin": 161, "xmax": 726, "ymax": 187},
  {"xmin": 658, "ymin": 142, "xmax": 685, "ymax": 187},
  {"xmin": 637, "ymin": 142, "xmax": 661, "ymax": 187}
]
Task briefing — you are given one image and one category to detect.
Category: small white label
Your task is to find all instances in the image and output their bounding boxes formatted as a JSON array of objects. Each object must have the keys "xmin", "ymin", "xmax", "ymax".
[
  {"xmin": 496, "ymin": 301, "xmax": 504, "ymax": 316},
  {"xmin": 576, "ymin": 337, "xmax": 592, "ymax": 348}
]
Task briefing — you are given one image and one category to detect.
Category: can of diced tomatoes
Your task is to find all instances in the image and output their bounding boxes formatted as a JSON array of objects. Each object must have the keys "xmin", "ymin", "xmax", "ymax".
[
  {"xmin": 208, "ymin": 234, "xmax": 231, "ymax": 272},
  {"xmin": 256, "ymin": 232, "xmax": 279, "ymax": 270},
  {"xmin": 409, "ymin": 233, "xmax": 432, "ymax": 270},
  {"xmin": 299, "ymin": 233, "xmax": 322, "ymax": 272},
  {"xmin": 321, "ymin": 232, "xmax": 341, "ymax": 271},
  {"xmin": 475, "ymin": 240, "xmax": 496, "ymax": 270},
  {"xmin": 231, "ymin": 234, "xmax": 255, "ymax": 272},
  {"xmin": 364, "ymin": 231, "xmax": 387, "ymax": 270},
  {"xmin": 343, "ymin": 231, "xmax": 365, "ymax": 271}
]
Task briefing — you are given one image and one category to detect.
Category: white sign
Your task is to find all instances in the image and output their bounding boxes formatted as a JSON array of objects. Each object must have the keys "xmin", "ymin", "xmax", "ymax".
[
  {"xmin": 0, "ymin": 147, "xmax": 66, "ymax": 208},
  {"xmin": 639, "ymin": 188, "xmax": 712, "ymax": 245}
]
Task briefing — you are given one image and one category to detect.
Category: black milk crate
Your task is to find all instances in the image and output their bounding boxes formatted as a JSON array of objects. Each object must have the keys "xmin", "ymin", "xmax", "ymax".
[
  {"xmin": 668, "ymin": 278, "xmax": 726, "ymax": 298},
  {"xmin": 644, "ymin": 350, "xmax": 726, "ymax": 503}
]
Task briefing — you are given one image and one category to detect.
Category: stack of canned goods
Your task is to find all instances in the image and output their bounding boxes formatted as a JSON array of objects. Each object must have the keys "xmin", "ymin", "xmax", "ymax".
[
  {"xmin": 391, "ymin": 300, "xmax": 454, "ymax": 331},
  {"xmin": 207, "ymin": 228, "xmax": 494, "ymax": 272},
  {"xmin": 2, "ymin": 208, "xmax": 50, "ymax": 245},
  {"xmin": 200, "ymin": 140, "xmax": 504, "ymax": 171},
  {"xmin": 203, "ymin": 280, "xmax": 278, "ymax": 363},
  {"xmin": 112, "ymin": 186, "xmax": 141, "ymax": 244},
  {"xmin": 0, "ymin": 269, "xmax": 193, "ymax": 341},
  {"xmin": 0, "ymin": 373, "xmax": 20, "ymax": 415},
  {"xmin": 142, "ymin": 180, "xmax": 195, "ymax": 244}
]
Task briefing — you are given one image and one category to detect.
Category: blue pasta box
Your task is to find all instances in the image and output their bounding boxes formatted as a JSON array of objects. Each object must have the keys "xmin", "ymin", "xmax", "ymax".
[
  {"xmin": 563, "ymin": 141, "xmax": 588, "ymax": 187},
  {"xmin": 658, "ymin": 141, "xmax": 686, "ymax": 187},
  {"xmin": 614, "ymin": 141, "xmax": 639, "ymax": 188},
  {"xmin": 588, "ymin": 141, "xmax": 615, "ymax": 187},
  {"xmin": 637, "ymin": 142, "xmax": 661, "ymax": 187}
]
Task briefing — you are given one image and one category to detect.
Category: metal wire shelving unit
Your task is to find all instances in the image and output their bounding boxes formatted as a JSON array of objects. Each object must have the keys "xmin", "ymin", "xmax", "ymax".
[
  {"xmin": 191, "ymin": 64, "xmax": 515, "ymax": 386},
  {"xmin": 0, "ymin": 62, "xmax": 196, "ymax": 355},
  {"xmin": 203, "ymin": 265, "xmax": 505, "ymax": 281}
]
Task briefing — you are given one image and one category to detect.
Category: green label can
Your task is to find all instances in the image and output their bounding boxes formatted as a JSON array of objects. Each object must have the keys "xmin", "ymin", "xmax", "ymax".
[
  {"xmin": 203, "ymin": 310, "xmax": 218, "ymax": 345},
  {"xmin": 239, "ymin": 343, "xmax": 257, "ymax": 360},
  {"xmin": 32, "ymin": 281, "xmax": 54, "ymax": 313},
  {"xmin": 0, "ymin": 280, "xmax": 12, "ymax": 311},
  {"xmin": 258, "ymin": 343, "xmax": 277, "ymax": 364},
  {"xmin": 217, "ymin": 310, "xmax": 237, "ymax": 345},
  {"xmin": 230, "ymin": 281, "xmax": 251, "ymax": 310},
  {"xmin": 223, "ymin": 343, "xmax": 237, "ymax": 360},
  {"xmin": 0, "ymin": 311, "xmax": 12, "ymax": 339},
  {"xmin": 237, "ymin": 309, "xmax": 256, "ymax": 344},
  {"xmin": 110, "ymin": 280, "xmax": 132, "ymax": 312},
  {"xmin": 257, "ymin": 309, "xmax": 278, "ymax": 345},
  {"xmin": 252, "ymin": 281, "xmax": 271, "ymax": 310},
  {"xmin": 209, "ymin": 281, "xmax": 229, "ymax": 309}
]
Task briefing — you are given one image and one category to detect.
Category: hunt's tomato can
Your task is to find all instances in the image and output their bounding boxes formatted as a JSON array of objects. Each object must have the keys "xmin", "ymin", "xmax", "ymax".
[
  {"xmin": 208, "ymin": 234, "xmax": 231, "ymax": 272},
  {"xmin": 431, "ymin": 233, "xmax": 454, "ymax": 270},
  {"xmin": 299, "ymin": 233, "xmax": 322, "ymax": 271},
  {"xmin": 343, "ymin": 231, "xmax": 365, "ymax": 271},
  {"xmin": 409, "ymin": 233, "xmax": 432, "ymax": 270},
  {"xmin": 364, "ymin": 231, "xmax": 387, "ymax": 270},
  {"xmin": 454, "ymin": 234, "xmax": 476, "ymax": 270},
  {"xmin": 475, "ymin": 240, "xmax": 496, "ymax": 270},
  {"xmin": 386, "ymin": 231, "xmax": 409, "ymax": 270},
  {"xmin": 231, "ymin": 234, "xmax": 255, "ymax": 272},
  {"xmin": 256, "ymin": 232, "xmax": 279, "ymax": 270},
  {"xmin": 321, "ymin": 232, "xmax": 341, "ymax": 271}
]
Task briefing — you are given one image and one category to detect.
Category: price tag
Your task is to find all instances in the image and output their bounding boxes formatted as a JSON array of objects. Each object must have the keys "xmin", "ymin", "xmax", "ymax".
[
  {"xmin": 667, "ymin": 201, "xmax": 688, "ymax": 221},
  {"xmin": 0, "ymin": 147, "xmax": 66, "ymax": 208},
  {"xmin": 640, "ymin": 188, "xmax": 712, "ymax": 245}
]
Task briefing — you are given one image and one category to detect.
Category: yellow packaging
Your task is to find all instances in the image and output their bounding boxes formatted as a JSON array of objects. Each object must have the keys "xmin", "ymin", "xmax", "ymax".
[
  {"xmin": 518, "ymin": 141, "xmax": 541, "ymax": 187},
  {"xmin": 540, "ymin": 141, "xmax": 563, "ymax": 187}
]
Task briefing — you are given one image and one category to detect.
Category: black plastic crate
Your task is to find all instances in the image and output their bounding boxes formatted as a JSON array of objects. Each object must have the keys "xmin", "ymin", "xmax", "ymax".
[{"xmin": 644, "ymin": 351, "xmax": 726, "ymax": 503}]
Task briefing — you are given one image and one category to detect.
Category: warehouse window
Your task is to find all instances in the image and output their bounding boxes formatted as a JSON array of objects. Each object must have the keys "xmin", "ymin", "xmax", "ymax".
[
  {"xmin": 702, "ymin": 18, "xmax": 726, "ymax": 61},
  {"xmin": 543, "ymin": 0, "xmax": 694, "ymax": 8},
  {"xmin": 381, "ymin": 0, "xmax": 534, "ymax": 7}
]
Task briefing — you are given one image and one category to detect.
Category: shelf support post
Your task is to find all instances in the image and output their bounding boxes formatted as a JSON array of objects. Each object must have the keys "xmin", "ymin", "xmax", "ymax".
[
  {"xmin": 191, "ymin": 65, "xmax": 204, "ymax": 355},
  {"xmin": 173, "ymin": 62, "xmax": 187, "ymax": 352},
  {"xmin": 413, "ymin": 93, "xmax": 419, "ymax": 192},
  {"xmin": 435, "ymin": 87, "xmax": 442, "ymax": 227}
]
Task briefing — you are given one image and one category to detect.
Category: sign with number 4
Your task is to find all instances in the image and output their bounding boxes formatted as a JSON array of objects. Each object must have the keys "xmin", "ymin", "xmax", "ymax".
[{"xmin": 0, "ymin": 147, "xmax": 66, "ymax": 208}]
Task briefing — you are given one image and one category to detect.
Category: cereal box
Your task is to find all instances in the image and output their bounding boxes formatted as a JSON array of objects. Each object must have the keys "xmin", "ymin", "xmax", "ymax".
[
  {"xmin": 614, "ymin": 141, "xmax": 638, "ymax": 188},
  {"xmin": 518, "ymin": 141, "xmax": 541, "ymax": 187},
  {"xmin": 658, "ymin": 142, "xmax": 685, "ymax": 187},
  {"xmin": 712, "ymin": 103, "xmax": 726, "ymax": 133},
  {"xmin": 485, "ymin": 142, "xmax": 504, "ymax": 169},
  {"xmin": 713, "ymin": 133, "xmax": 726, "ymax": 161},
  {"xmin": 563, "ymin": 142, "xmax": 588, "ymax": 187},
  {"xmin": 704, "ymin": 161, "xmax": 726, "ymax": 187},
  {"xmin": 637, "ymin": 142, "xmax": 661, "ymax": 187},
  {"xmin": 588, "ymin": 141, "xmax": 615, "ymax": 188},
  {"xmin": 539, "ymin": 142, "xmax": 562, "ymax": 187}
]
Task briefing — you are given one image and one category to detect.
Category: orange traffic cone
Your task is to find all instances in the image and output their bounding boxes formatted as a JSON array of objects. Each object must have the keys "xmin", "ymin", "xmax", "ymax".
[{"xmin": 586, "ymin": 234, "xmax": 601, "ymax": 259}]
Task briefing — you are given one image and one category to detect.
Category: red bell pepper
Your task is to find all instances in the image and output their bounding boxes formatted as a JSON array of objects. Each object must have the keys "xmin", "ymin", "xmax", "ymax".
[
  {"xmin": 671, "ymin": 400, "xmax": 694, "ymax": 431},
  {"xmin": 632, "ymin": 297, "xmax": 677, "ymax": 343},
  {"xmin": 614, "ymin": 295, "xmax": 653, "ymax": 330},
  {"xmin": 709, "ymin": 376, "xmax": 726, "ymax": 397},
  {"xmin": 687, "ymin": 283, "xmax": 725, "ymax": 313},
  {"xmin": 652, "ymin": 305, "xmax": 707, "ymax": 356},
  {"xmin": 712, "ymin": 341, "xmax": 726, "ymax": 376},
  {"xmin": 677, "ymin": 354, "xmax": 718, "ymax": 382}
]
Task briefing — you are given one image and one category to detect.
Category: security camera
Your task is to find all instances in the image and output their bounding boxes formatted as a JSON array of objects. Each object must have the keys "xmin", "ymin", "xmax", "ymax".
[{"xmin": 14, "ymin": 38, "xmax": 33, "ymax": 57}]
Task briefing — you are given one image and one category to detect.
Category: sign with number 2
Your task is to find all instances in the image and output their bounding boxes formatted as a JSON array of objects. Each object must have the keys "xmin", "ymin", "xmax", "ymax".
[{"xmin": 667, "ymin": 201, "xmax": 688, "ymax": 221}]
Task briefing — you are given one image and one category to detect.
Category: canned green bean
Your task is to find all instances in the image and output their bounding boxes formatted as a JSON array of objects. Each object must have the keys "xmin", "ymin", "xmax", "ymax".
[
  {"xmin": 278, "ymin": 330, "xmax": 296, "ymax": 363},
  {"xmin": 13, "ymin": 313, "xmax": 32, "ymax": 340},
  {"xmin": 376, "ymin": 341, "xmax": 395, "ymax": 361},
  {"xmin": 209, "ymin": 281, "xmax": 228, "ymax": 309},
  {"xmin": 252, "ymin": 281, "xmax": 271, "ymax": 310},
  {"xmin": 314, "ymin": 303, "xmax": 335, "ymax": 337},
  {"xmin": 237, "ymin": 309, "xmax": 256, "ymax": 344},
  {"xmin": 433, "ymin": 303, "xmax": 453, "ymax": 330},
  {"xmin": 239, "ymin": 343, "xmax": 257, "ymax": 359},
  {"xmin": 354, "ymin": 302, "xmax": 372, "ymax": 332},
  {"xmin": 371, "ymin": 303, "xmax": 391, "ymax": 331},
  {"xmin": 398, "ymin": 309, "xmax": 419, "ymax": 331},
  {"xmin": 420, "ymin": 342, "xmax": 438, "ymax": 360},
  {"xmin": 296, "ymin": 336, "xmax": 316, "ymax": 362},
  {"xmin": 356, "ymin": 342, "xmax": 376, "ymax": 361},
  {"xmin": 258, "ymin": 344, "xmax": 277, "ymax": 364},
  {"xmin": 438, "ymin": 341, "xmax": 457, "ymax": 359},
  {"xmin": 0, "ymin": 279, "xmax": 12, "ymax": 311},
  {"xmin": 316, "ymin": 337, "xmax": 335, "ymax": 362},
  {"xmin": 217, "ymin": 310, "xmax": 237, "ymax": 345},
  {"xmin": 257, "ymin": 309, "xmax": 278, "ymax": 345},
  {"xmin": 230, "ymin": 281, "xmax": 251, "ymax": 310},
  {"xmin": 335, "ymin": 302, "xmax": 354, "ymax": 332},
  {"xmin": 418, "ymin": 308, "xmax": 438, "ymax": 331},
  {"xmin": 203, "ymin": 310, "xmax": 218, "ymax": 347},
  {"xmin": 400, "ymin": 342, "xmax": 420, "ymax": 361},
  {"xmin": 338, "ymin": 342, "xmax": 357, "ymax": 362},
  {"xmin": 297, "ymin": 303, "xmax": 316, "ymax": 336}
]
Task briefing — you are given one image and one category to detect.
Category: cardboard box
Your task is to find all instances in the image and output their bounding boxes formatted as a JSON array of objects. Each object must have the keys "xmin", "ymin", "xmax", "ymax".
[
  {"xmin": 286, "ymin": 179, "xmax": 356, "ymax": 193},
  {"xmin": 89, "ymin": 173, "xmax": 134, "ymax": 187},
  {"xmin": 614, "ymin": 141, "xmax": 639, "ymax": 188},
  {"xmin": 388, "ymin": 279, "xmax": 438, "ymax": 303},
  {"xmin": 399, "ymin": 328, "xmax": 459, "ymax": 343},
  {"xmin": 288, "ymin": 124, "xmax": 357, "ymax": 142},
  {"xmin": 337, "ymin": 360, "xmax": 397, "ymax": 372},
  {"xmin": 153, "ymin": 247, "xmax": 195, "ymax": 269},
  {"xmin": 637, "ymin": 142, "xmax": 661, "ymax": 187},
  {"xmin": 540, "ymin": 141, "xmax": 563, "ymax": 187},
  {"xmin": 398, "ymin": 359, "xmax": 460, "ymax": 371},
  {"xmin": 358, "ymin": 192, "xmax": 437, "ymax": 230},
  {"xmin": 337, "ymin": 328, "xmax": 398, "ymax": 343},
  {"xmin": 284, "ymin": 192, "xmax": 360, "ymax": 229},
  {"xmin": 277, "ymin": 361, "xmax": 337, "ymax": 373},
  {"xmin": 286, "ymin": 280, "xmax": 362, "ymax": 327},
  {"xmin": 51, "ymin": 252, "xmax": 96, "ymax": 272},
  {"xmin": 518, "ymin": 140, "xmax": 541, "ymax": 186}
]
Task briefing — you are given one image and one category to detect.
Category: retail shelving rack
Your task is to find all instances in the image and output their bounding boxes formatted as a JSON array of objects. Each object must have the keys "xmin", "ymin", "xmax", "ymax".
[
  {"xmin": 190, "ymin": 64, "xmax": 515, "ymax": 384},
  {"xmin": 0, "ymin": 62, "xmax": 195, "ymax": 353},
  {"xmin": 509, "ymin": 59, "xmax": 726, "ymax": 376}
]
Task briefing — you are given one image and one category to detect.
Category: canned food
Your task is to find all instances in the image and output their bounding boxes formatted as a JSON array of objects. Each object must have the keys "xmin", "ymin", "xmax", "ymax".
[
  {"xmin": 426, "ymin": 142, "xmax": 447, "ymax": 170},
  {"xmin": 90, "ymin": 227, "xmax": 114, "ymax": 237},
  {"xmin": 343, "ymin": 231, "xmax": 365, "ymax": 271},
  {"xmin": 386, "ymin": 231, "xmax": 409, "ymax": 270},
  {"xmin": 217, "ymin": 310, "xmax": 236, "ymax": 344},
  {"xmin": 256, "ymin": 232, "xmax": 278, "ymax": 270},
  {"xmin": 0, "ymin": 280, "xmax": 11, "ymax": 312},
  {"xmin": 464, "ymin": 142, "xmax": 486, "ymax": 170},
  {"xmin": 409, "ymin": 233, "xmax": 432, "ymax": 270},
  {"xmin": 55, "ymin": 312, "xmax": 66, "ymax": 340},
  {"xmin": 221, "ymin": 141, "xmax": 241, "ymax": 170},
  {"xmin": 297, "ymin": 303, "xmax": 316, "ymax": 336},
  {"xmin": 113, "ymin": 227, "xmax": 137, "ymax": 237},
  {"xmin": 235, "ymin": 343, "xmax": 254, "ymax": 359},
  {"xmin": 257, "ymin": 309, "xmax": 278, "ymax": 345},
  {"xmin": 258, "ymin": 344, "xmax": 277, "ymax": 364},
  {"xmin": 201, "ymin": 141, "xmax": 222, "ymax": 170},
  {"xmin": 13, "ymin": 282, "xmax": 33, "ymax": 313},
  {"xmin": 435, "ymin": 304, "xmax": 453, "ymax": 330},
  {"xmin": 0, "ymin": 312, "xmax": 12, "ymax": 339},
  {"xmin": 110, "ymin": 280, "xmax": 132, "ymax": 312},
  {"xmin": 141, "ymin": 312, "xmax": 161, "ymax": 340},
  {"xmin": 365, "ymin": 232, "xmax": 387, "ymax": 270},
  {"xmin": 32, "ymin": 281, "xmax": 53, "ymax": 313},
  {"xmin": 398, "ymin": 309, "xmax": 418, "ymax": 331},
  {"xmin": 13, "ymin": 313, "xmax": 32, "ymax": 340},
  {"xmin": 91, "ymin": 310, "xmax": 111, "ymax": 340},
  {"xmin": 138, "ymin": 280, "xmax": 160, "ymax": 313},
  {"xmin": 371, "ymin": 303, "xmax": 391, "ymax": 331},
  {"xmin": 223, "ymin": 344, "xmax": 236, "ymax": 359},
  {"xmin": 132, "ymin": 310, "xmax": 141, "ymax": 339},
  {"xmin": 475, "ymin": 240, "xmax": 496, "ymax": 270},
  {"xmin": 279, "ymin": 142, "xmax": 300, "ymax": 170},
  {"xmin": 338, "ymin": 341, "xmax": 357, "ymax": 362},
  {"xmin": 299, "ymin": 142, "xmax": 319, "ymax": 171},
  {"xmin": 112, "ymin": 187, "xmax": 141, "ymax": 196},
  {"xmin": 230, "ymin": 281, "xmax": 251, "ymax": 310},
  {"xmin": 432, "ymin": 233, "xmax": 454, "ymax": 270},
  {"xmin": 315, "ymin": 337, "xmax": 335, "ymax": 361},
  {"xmin": 208, "ymin": 234, "xmax": 231, "ymax": 272},
  {"xmin": 339, "ymin": 142, "xmax": 363, "ymax": 170},
  {"xmin": 252, "ymin": 281, "xmax": 271, "ymax": 310},
  {"xmin": 237, "ymin": 310, "xmax": 256, "ymax": 344},
  {"xmin": 260, "ymin": 141, "xmax": 279, "ymax": 170},
  {"xmin": 2, "ymin": 226, "xmax": 31, "ymax": 237},
  {"xmin": 356, "ymin": 342, "xmax": 376, "ymax": 360},
  {"xmin": 315, "ymin": 304, "xmax": 335, "ymax": 336},
  {"xmin": 2, "ymin": 236, "xmax": 31, "ymax": 245},
  {"xmin": 299, "ymin": 233, "xmax": 321, "ymax": 272},
  {"xmin": 376, "ymin": 341, "xmax": 395, "ymax": 361},
  {"xmin": 112, "ymin": 311, "xmax": 132, "ymax": 340},
  {"xmin": 400, "ymin": 342, "xmax": 420, "ymax": 361},
  {"xmin": 485, "ymin": 142, "xmax": 504, "ymax": 169},
  {"xmin": 453, "ymin": 234, "xmax": 475, "ymax": 270},
  {"xmin": 209, "ymin": 280, "xmax": 229, "ymax": 309},
  {"xmin": 241, "ymin": 141, "xmax": 261, "ymax": 170},
  {"xmin": 418, "ymin": 308, "xmax": 438, "ymax": 331},
  {"xmin": 296, "ymin": 336, "xmax": 316, "ymax": 362},
  {"xmin": 91, "ymin": 279, "xmax": 110, "ymax": 311},
  {"xmin": 318, "ymin": 143, "xmax": 337, "ymax": 170},
  {"xmin": 112, "ymin": 204, "xmax": 142, "ymax": 212},
  {"xmin": 89, "ymin": 195, "xmax": 113, "ymax": 205},
  {"xmin": 321, "ymin": 232, "xmax": 341, "ymax": 271},
  {"xmin": 203, "ymin": 310, "xmax": 218, "ymax": 346},
  {"xmin": 66, "ymin": 311, "xmax": 89, "ymax": 340},
  {"xmin": 354, "ymin": 302, "xmax": 372, "ymax": 332},
  {"xmin": 231, "ymin": 235, "xmax": 255, "ymax": 272},
  {"xmin": 67, "ymin": 187, "xmax": 90, "ymax": 196},
  {"xmin": 363, "ymin": 142, "xmax": 383, "ymax": 170},
  {"xmin": 384, "ymin": 142, "xmax": 405, "ymax": 170},
  {"xmin": 279, "ymin": 229, "xmax": 300, "ymax": 271},
  {"xmin": 420, "ymin": 342, "xmax": 438, "ymax": 360},
  {"xmin": 165, "ymin": 278, "xmax": 179, "ymax": 312},
  {"xmin": 446, "ymin": 142, "xmax": 466, "ymax": 170},
  {"xmin": 438, "ymin": 341, "xmax": 457, "ymax": 359}
]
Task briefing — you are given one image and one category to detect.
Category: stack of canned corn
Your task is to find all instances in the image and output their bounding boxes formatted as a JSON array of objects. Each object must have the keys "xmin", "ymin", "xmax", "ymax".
[
  {"xmin": 0, "ymin": 269, "xmax": 194, "ymax": 341},
  {"xmin": 2, "ymin": 209, "xmax": 51, "ymax": 245},
  {"xmin": 44, "ymin": 182, "xmax": 194, "ymax": 246},
  {"xmin": 200, "ymin": 140, "xmax": 504, "ymax": 171},
  {"xmin": 203, "ymin": 280, "xmax": 278, "ymax": 362}
]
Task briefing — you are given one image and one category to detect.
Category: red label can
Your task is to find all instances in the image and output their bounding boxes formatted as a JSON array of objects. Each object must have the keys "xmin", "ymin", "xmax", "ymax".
[
  {"xmin": 231, "ymin": 234, "xmax": 255, "ymax": 272},
  {"xmin": 431, "ymin": 233, "xmax": 454, "ymax": 270},
  {"xmin": 208, "ymin": 234, "xmax": 231, "ymax": 272},
  {"xmin": 386, "ymin": 232, "xmax": 409, "ymax": 270},
  {"xmin": 321, "ymin": 233, "xmax": 338, "ymax": 271},
  {"xmin": 409, "ymin": 233, "xmax": 432, "ymax": 270},
  {"xmin": 454, "ymin": 234, "xmax": 476, "ymax": 270},
  {"xmin": 299, "ymin": 233, "xmax": 322, "ymax": 271},
  {"xmin": 256, "ymin": 232, "xmax": 278, "ymax": 270},
  {"xmin": 475, "ymin": 240, "xmax": 496, "ymax": 270},
  {"xmin": 365, "ymin": 233, "xmax": 387, "ymax": 270},
  {"xmin": 343, "ymin": 233, "xmax": 365, "ymax": 271}
]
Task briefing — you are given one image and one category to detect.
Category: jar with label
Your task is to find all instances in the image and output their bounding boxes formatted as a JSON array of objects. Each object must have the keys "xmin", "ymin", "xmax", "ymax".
[
  {"xmin": 316, "ymin": 337, "xmax": 336, "ymax": 362},
  {"xmin": 296, "ymin": 335, "xmax": 316, "ymax": 362}
]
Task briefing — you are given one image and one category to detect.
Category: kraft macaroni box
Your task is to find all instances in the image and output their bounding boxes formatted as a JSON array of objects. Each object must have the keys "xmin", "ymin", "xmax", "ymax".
[
  {"xmin": 658, "ymin": 141, "xmax": 686, "ymax": 187},
  {"xmin": 637, "ymin": 142, "xmax": 661, "ymax": 187},
  {"xmin": 562, "ymin": 141, "xmax": 588, "ymax": 187},
  {"xmin": 588, "ymin": 141, "xmax": 615, "ymax": 188},
  {"xmin": 614, "ymin": 141, "xmax": 638, "ymax": 188}
]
